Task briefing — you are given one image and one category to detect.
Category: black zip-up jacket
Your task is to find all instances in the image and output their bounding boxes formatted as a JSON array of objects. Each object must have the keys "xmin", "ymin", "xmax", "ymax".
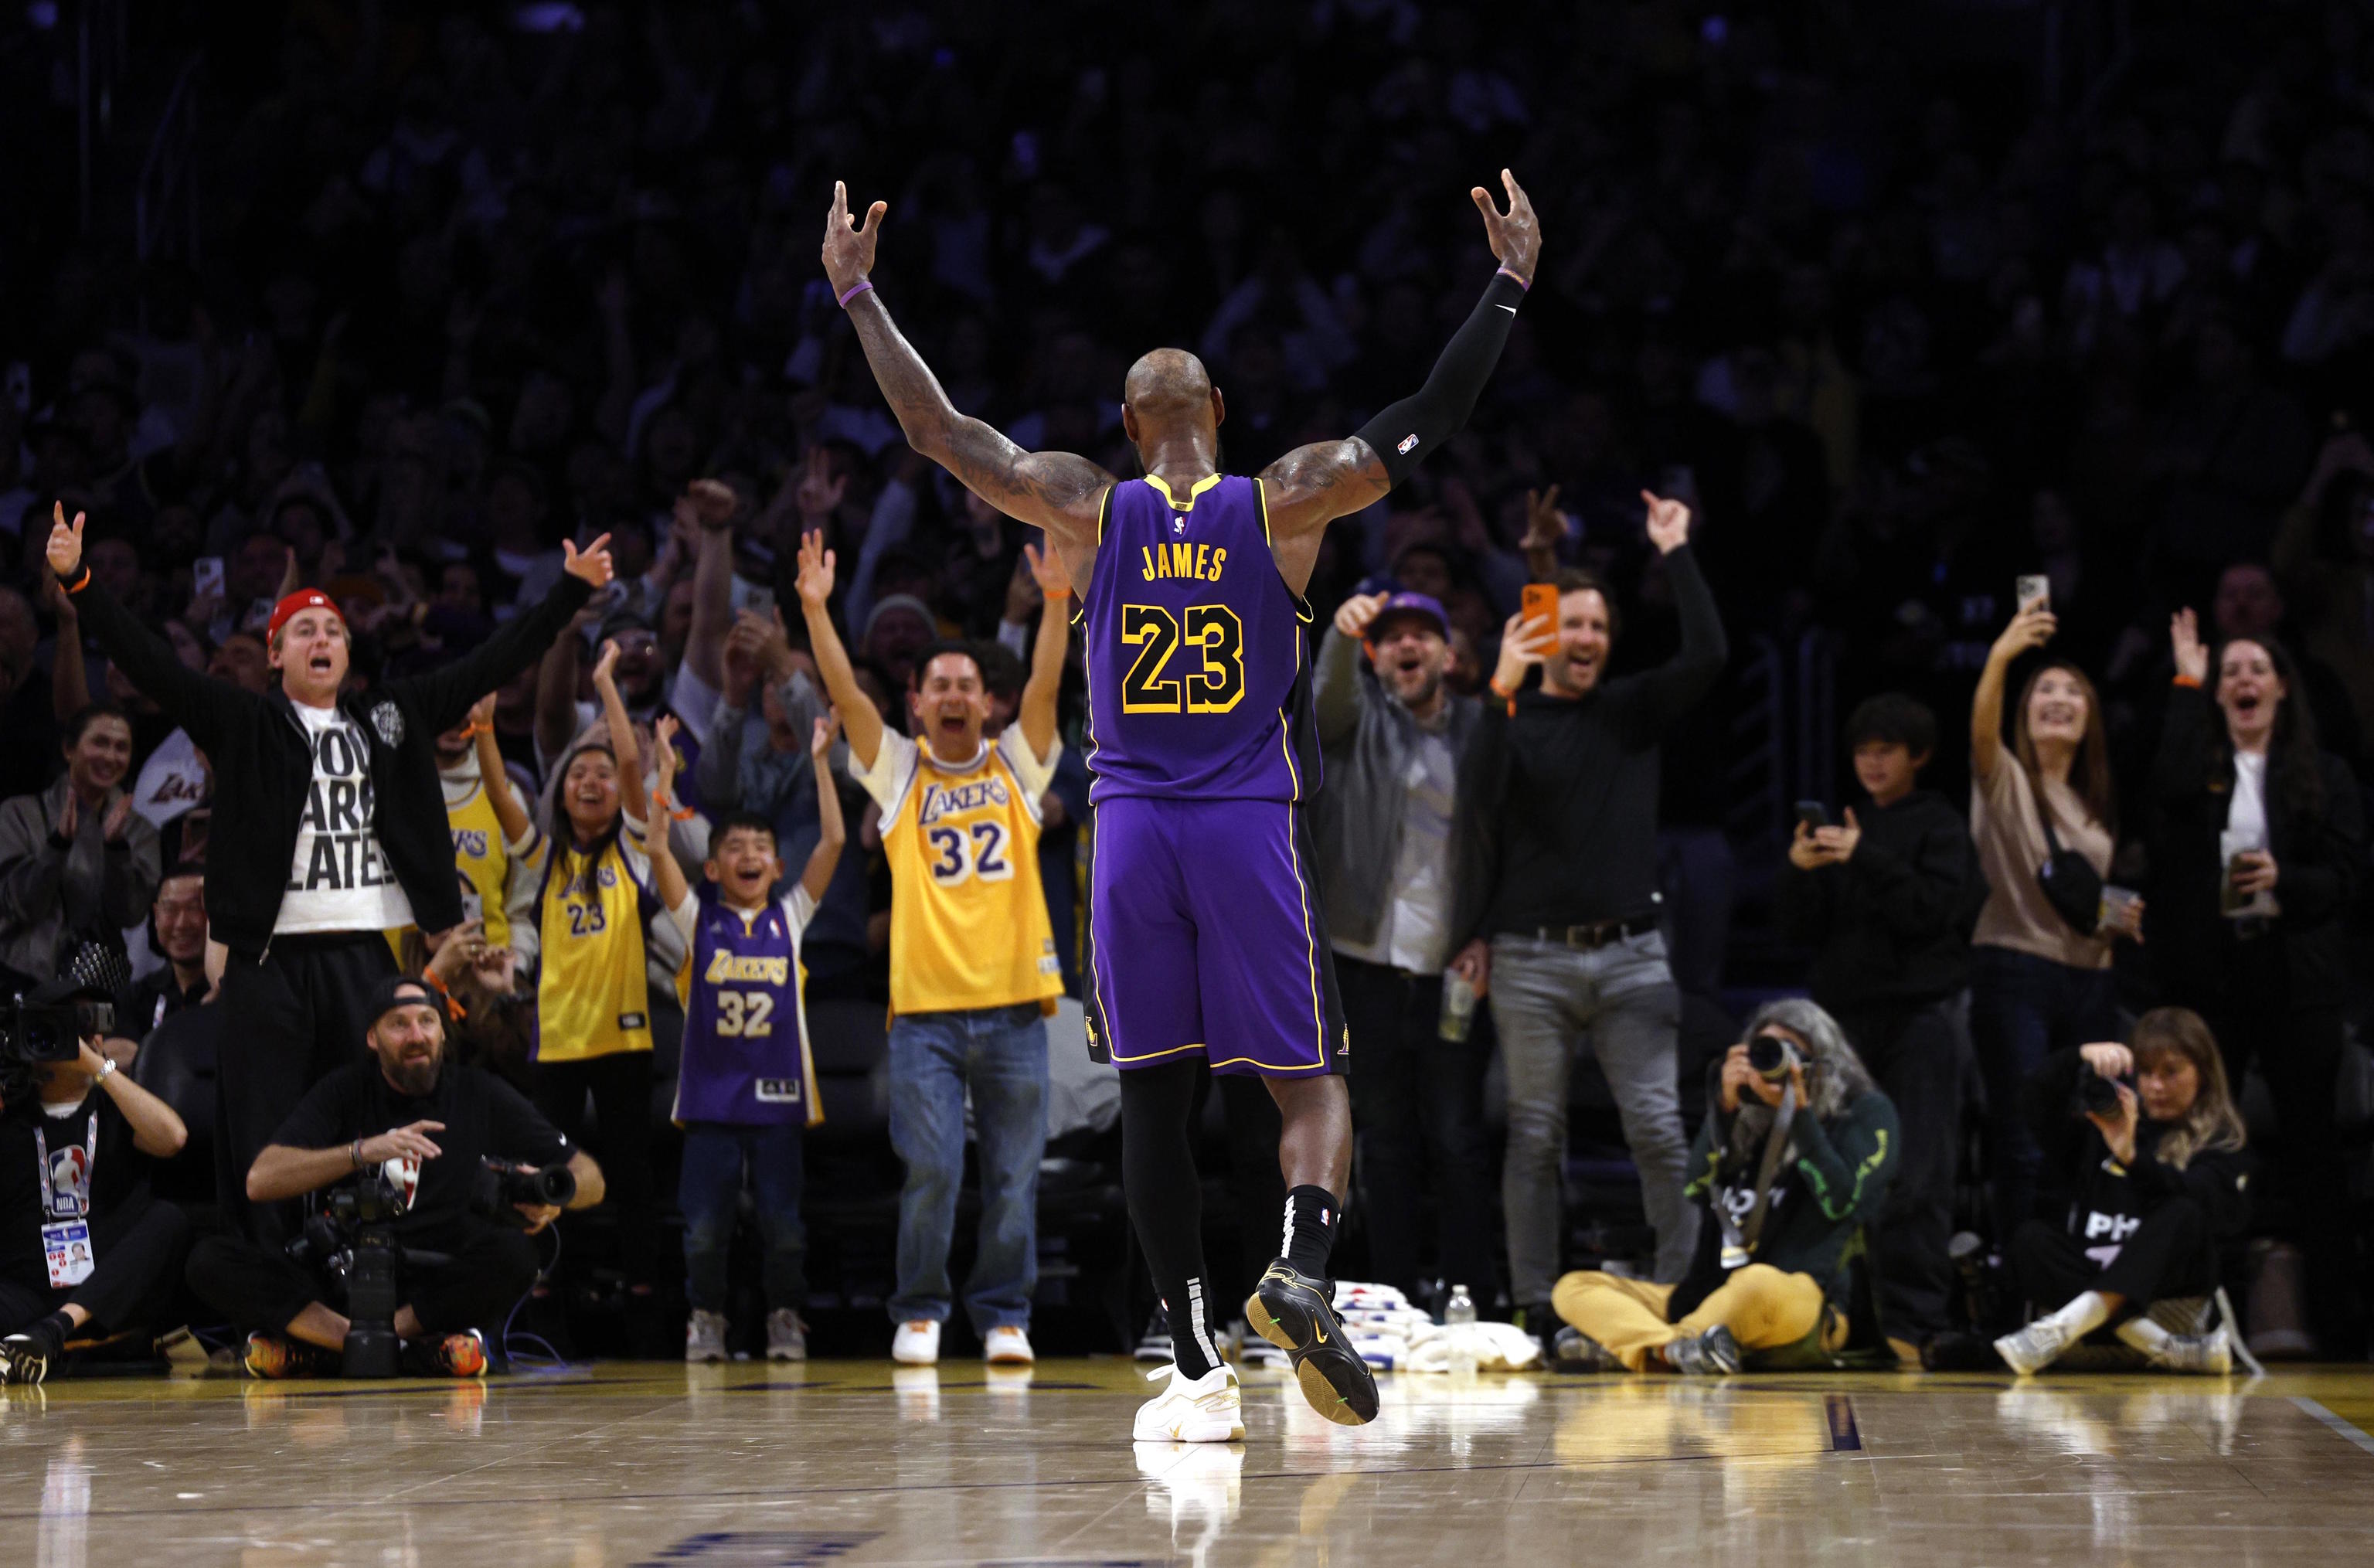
[
  {"xmin": 2023, "ymin": 1048, "xmax": 2253, "ymax": 1243},
  {"xmin": 60, "ymin": 569, "xmax": 592, "ymax": 955},
  {"xmin": 2144, "ymin": 684, "xmax": 2365, "ymax": 1011},
  {"xmin": 1774, "ymin": 787, "xmax": 1982, "ymax": 1012}
]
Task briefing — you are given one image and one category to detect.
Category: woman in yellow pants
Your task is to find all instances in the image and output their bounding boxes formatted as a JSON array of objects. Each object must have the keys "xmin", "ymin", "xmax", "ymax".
[{"xmin": 1555, "ymin": 999, "xmax": 1900, "ymax": 1374}]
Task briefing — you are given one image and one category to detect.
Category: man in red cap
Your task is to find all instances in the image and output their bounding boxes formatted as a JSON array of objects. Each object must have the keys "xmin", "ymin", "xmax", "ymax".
[{"xmin": 45, "ymin": 503, "xmax": 614, "ymax": 1243}]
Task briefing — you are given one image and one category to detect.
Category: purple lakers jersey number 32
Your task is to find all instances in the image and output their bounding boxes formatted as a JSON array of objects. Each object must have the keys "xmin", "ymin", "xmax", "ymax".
[{"xmin": 1082, "ymin": 474, "xmax": 1320, "ymax": 804}]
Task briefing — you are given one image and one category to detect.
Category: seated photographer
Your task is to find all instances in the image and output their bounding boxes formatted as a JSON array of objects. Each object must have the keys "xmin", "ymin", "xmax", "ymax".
[
  {"xmin": 185, "ymin": 976, "xmax": 604, "ymax": 1379},
  {"xmin": 0, "ymin": 1006, "xmax": 191, "ymax": 1385},
  {"xmin": 1993, "ymin": 1008, "xmax": 2249, "ymax": 1376},
  {"xmin": 1552, "ymin": 1001, "xmax": 1900, "ymax": 1374}
]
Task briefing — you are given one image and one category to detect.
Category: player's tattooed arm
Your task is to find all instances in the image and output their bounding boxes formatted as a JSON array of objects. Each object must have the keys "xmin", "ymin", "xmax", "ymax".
[
  {"xmin": 823, "ymin": 182, "xmax": 1112, "ymax": 570},
  {"xmin": 1257, "ymin": 437, "xmax": 1393, "ymax": 594}
]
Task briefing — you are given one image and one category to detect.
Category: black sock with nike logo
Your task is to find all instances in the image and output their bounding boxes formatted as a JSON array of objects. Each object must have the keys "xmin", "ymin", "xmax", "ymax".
[{"xmin": 1282, "ymin": 1185, "xmax": 1339, "ymax": 1283}]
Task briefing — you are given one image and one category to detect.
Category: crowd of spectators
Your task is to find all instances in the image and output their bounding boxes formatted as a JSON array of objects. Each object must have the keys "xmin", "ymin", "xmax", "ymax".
[{"xmin": 2, "ymin": 0, "xmax": 2372, "ymax": 1374}]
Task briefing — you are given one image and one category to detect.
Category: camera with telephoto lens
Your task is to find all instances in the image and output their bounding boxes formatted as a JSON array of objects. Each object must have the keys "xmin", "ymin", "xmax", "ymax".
[
  {"xmin": 1, "ymin": 946, "xmax": 129, "ymax": 1100},
  {"xmin": 2077, "ymin": 1068, "xmax": 2134, "ymax": 1117},
  {"xmin": 1746, "ymin": 1031, "xmax": 1801, "ymax": 1083},
  {"xmin": 285, "ymin": 1167, "xmax": 415, "ymax": 1378},
  {"xmin": 471, "ymin": 1157, "xmax": 575, "ymax": 1226}
]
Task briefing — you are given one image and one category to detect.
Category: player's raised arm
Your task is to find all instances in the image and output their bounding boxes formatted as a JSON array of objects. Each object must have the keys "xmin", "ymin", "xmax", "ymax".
[
  {"xmin": 1261, "ymin": 171, "xmax": 1542, "ymax": 549},
  {"xmin": 822, "ymin": 182, "xmax": 1114, "ymax": 570}
]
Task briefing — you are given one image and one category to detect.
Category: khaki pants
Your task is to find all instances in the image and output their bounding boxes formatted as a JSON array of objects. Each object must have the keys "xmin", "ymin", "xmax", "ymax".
[{"xmin": 1553, "ymin": 1264, "xmax": 1842, "ymax": 1371}]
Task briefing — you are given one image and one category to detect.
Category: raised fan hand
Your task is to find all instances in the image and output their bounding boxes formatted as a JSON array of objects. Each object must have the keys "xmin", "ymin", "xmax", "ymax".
[
  {"xmin": 47, "ymin": 501, "xmax": 85, "ymax": 578},
  {"xmin": 1642, "ymin": 490, "xmax": 1692, "ymax": 555},
  {"xmin": 563, "ymin": 532, "xmax": 616, "ymax": 589},
  {"xmin": 796, "ymin": 529, "xmax": 838, "ymax": 611}
]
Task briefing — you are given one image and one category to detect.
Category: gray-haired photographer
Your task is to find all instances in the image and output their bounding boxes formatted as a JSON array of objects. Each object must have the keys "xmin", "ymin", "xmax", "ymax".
[
  {"xmin": 184, "ymin": 975, "xmax": 604, "ymax": 1378},
  {"xmin": 0, "ymin": 956, "xmax": 191, "ymax": 1384},
  {"xmin": 1549, "ymin": 1000, "xmax": 1900, "ymax": 1373}
]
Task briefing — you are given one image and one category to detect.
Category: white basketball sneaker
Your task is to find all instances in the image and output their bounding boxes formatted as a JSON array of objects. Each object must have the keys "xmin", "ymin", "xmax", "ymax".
[
  {"xmin": 983, "ymin": 1325, "xmax": 1035, "ymax": 1365},
  {"xmin": 1133, "ymin": 1362, "xmax": 1245, "ymax": 1443},
  {"xmin": 892, "ymin": 1319, "xmax": 942, "ymax": 1366}
]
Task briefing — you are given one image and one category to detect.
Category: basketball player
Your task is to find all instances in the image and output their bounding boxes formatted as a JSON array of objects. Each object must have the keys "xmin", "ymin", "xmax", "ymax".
[{"xmin": 821, "ymin": 171, "xmax": 1540, "ymax": 1439}]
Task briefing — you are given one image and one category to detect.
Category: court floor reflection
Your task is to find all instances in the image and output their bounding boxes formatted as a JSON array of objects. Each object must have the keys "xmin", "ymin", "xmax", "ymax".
[{"xmin": 0, "ymin": 1361, "xmax": 2368, "ymax": 1566}]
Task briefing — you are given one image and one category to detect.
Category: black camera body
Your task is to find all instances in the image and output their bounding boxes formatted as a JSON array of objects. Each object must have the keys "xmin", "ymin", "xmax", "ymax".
[
  {"xmin": 471, "ymin": 1157, "xmax": 575, "ymax": 1226},
  {"xmin": 0, "ymin": 991, "xmax": 114, "ymax": 1066},
  {"xmin": 284, "ymin": 1168, "xmax": 411, "ymax": 1378},
  {"xmin": 2077, "ymin": 1069, "xmax": 2134, "ymax": 1118}
]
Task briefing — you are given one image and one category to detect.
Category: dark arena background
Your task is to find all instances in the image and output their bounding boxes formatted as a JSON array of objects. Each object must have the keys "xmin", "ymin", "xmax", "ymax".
[{"xmin": 2, "ymin": 2, "xmax": 2374, "ymax": 1564}]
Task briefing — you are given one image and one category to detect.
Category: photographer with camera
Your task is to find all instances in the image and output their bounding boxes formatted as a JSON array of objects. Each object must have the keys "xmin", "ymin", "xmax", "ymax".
[
  {"xmin": 185, "ymin": 976, "xmax": 604, "ymax": 1378},
  {"xmin": 1551, "ymin": 1001, "xmax": 1900, "ymax": 1374},
  {"xmin": 1993, "ymin": 1008, "xmax": 2250, "ymax": 1376},
  {"xmin": 0, "ymin": 978, "xmax": 190, "ymax": 1384}
]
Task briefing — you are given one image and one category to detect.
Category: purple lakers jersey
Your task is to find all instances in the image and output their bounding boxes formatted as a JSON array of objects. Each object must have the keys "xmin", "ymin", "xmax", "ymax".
[
  {"xmin": 672, "ymin": 888, "xmax": 821, "ymax": 1127},
  {"xmin": 1083, "ymin": 474, "xmax": 1320, "ymax": 804}
]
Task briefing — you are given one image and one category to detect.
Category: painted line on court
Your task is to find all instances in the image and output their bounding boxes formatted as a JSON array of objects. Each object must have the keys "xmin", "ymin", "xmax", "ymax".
[
  {"xmin": 2293, "ymin": 1396, "xmax": 2374, "ymax": 1456},
  {"xmin": 1824, "ymin": 1393, "xmax": 1862, "ymax": 1451}
]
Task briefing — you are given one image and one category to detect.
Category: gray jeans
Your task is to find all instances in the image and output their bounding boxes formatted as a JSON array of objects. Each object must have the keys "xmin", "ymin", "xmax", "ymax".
[{"xmin": 1490, "ymin": 930, "xmax": 1698, "ymax": 1302}]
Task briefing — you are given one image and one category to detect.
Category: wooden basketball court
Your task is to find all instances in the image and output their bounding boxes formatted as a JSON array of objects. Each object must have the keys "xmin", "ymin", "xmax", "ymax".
[{"xmin": 3, "ymin": 1359, "xmax": 2370, "ymax": 1565}]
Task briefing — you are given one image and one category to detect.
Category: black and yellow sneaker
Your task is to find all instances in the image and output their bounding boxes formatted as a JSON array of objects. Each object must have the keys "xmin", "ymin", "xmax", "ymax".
[{"xmin": 1244, "ymin": 1261, "xmax": 1379, "ymax": 1426}]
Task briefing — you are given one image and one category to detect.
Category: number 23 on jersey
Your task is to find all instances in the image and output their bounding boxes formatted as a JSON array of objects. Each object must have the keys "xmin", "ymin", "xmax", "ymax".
[{"xmin": 1120, "ymin": 603, "xmax": 1246, "ymax": 714}]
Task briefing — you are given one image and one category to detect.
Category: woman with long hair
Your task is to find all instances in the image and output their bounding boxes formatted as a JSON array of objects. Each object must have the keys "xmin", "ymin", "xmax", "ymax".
[
  {"xmin": 510, "ymin": 642, "xmax": 674, "ymax": 1325},
  {"xmin": 1968, "ymin": 604, "xmax": 2143, "ymax": 1241},
  {"xmin": 1996, "ymin": 1008, "xmax": 2250, "ymax": 1374},
  {"xmin": 2145, "ymin": 611, "xmax": 2366, "ymax": 1356}
]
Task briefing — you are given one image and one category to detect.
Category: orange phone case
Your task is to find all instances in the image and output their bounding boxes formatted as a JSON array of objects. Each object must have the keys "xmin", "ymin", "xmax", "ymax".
[{"xmin": 1521, "ymin": 583, "xmax": 1559, "ymax": 643}]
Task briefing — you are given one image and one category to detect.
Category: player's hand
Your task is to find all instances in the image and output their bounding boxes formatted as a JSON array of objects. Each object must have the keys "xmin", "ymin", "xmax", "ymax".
[
  {"xmin": 822, "ymin": 180, "xmax": 887, "ymax": 295},
  {"xmin": 361, "ymin": 1121, "xmax": 446, "ymax": 1165},
  {"xmin": 1334, "ymin": 592, "xmax": 1389, "ymax": 641},
  {"xmin": 48, "ymin": 502, "xmax": 85, "ymax": 579},
  {"xmin": 591, "ymin": 638, "xmax": 621, "ymax": 692},
  {"xmin": 795, "ymin": 529, "xmax": 838, "ymax": 611},
  {"xmin": 563, "ymin": 532, "xmax": 616, "ymax": 590},
  {"xmin": 1470, "ymin": 168, "xmax": 1541, "ymax": 284},
  {"xmin": 685, "ymin": 478, "xmax": 738, "ymax": 530},
  {"xmin": 1642, "ymin": 490, "xmax": 1692, "ymax": 555},
  {"xmin": 1025, "ymin": 538, "xmax": 1071, "ymax": 600},
  {"xmin": 812, "ymin": 708, "xmax": 842, "ymax": 760}
]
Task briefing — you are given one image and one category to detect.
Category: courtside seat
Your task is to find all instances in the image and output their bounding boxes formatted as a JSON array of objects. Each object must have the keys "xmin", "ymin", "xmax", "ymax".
[{"xmin": 134, "ymin": 1002, "xmax": 219, "ymax": 1207}]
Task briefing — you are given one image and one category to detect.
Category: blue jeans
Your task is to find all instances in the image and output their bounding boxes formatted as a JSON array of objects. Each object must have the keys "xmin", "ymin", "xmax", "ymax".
[
  {"xmin": 679, "ymin": 1122, "xmax": 807, "ymax": 1314},
  {"xmin": 1969, "ymin": 945, "xmax": 2118, "ymax": 1241},
  {"xmin": 886, "ymin": 1003, "xmax": 1048, "ymax": 1331}
]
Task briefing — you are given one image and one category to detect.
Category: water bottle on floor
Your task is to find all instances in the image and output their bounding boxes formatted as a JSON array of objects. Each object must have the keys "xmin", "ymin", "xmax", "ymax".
[{"xmin": 1445, "ymin": 1284, "xmax": 1478, "ymax": 1375}]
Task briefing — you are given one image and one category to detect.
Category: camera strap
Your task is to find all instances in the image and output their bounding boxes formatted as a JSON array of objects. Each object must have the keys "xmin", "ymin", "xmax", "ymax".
[
  {"xmin": 1718, "ymin": 1084, "xmax": 1799, "ymax": 1267},
  {"xmin": 33, "ymin": 1113, "xmax": 100, "ymax": 1219}
]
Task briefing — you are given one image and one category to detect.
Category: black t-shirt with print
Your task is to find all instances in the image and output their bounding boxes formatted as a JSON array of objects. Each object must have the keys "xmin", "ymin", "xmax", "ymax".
[
  {"xmin": 271, "ymin": 1060, "xmax": 570, "ymax": 1238},
  {"xmin": 0, "ymin": 1092, "xmax": 146, "ymax": 1288}
]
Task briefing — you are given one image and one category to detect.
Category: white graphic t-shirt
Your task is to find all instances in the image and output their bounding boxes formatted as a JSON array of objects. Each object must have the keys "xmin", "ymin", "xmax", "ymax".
[{"xmin": 276, "ymin": 703, "xmax": 415, "ymax": 934}]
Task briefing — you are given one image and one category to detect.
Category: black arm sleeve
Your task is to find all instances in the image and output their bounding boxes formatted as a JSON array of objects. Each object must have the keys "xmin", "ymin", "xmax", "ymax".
[{"xmin": 1353, "ymin": 270, "xmax": 1527, "ymax": 486}]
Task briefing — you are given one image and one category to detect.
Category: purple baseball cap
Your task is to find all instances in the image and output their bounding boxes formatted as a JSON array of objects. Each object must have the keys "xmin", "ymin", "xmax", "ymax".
[{"xmin": 1368, "ymin": 590, "xmax": 1450, "ymax": 641}]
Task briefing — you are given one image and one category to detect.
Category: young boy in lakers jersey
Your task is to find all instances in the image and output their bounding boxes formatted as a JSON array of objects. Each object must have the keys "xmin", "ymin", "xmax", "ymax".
[
  {"xmin": 509, "ymin": 641, "xmax": 681, "ymax": 1300},
  {"xmin": 647, "ymin": 710, "xmax": 845, "ymax": 1362},
  {"xmin": 795, "ymin": 528, "xmax": 1068, "ymax": 1366}
]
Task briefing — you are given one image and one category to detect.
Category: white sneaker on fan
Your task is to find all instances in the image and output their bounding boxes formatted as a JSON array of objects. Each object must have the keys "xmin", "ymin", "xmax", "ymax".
[
  {"xmin": 892, "ymin": 1319, "xmax": 942, "ymax": 1366},
  {"xmin": 984, "ymin": 1325, "xmax": 1035, "ymax": 1365},
  {"xmin": 1134, "ymin": 1363, "xmax": 1245, "ymax": 1443}
]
